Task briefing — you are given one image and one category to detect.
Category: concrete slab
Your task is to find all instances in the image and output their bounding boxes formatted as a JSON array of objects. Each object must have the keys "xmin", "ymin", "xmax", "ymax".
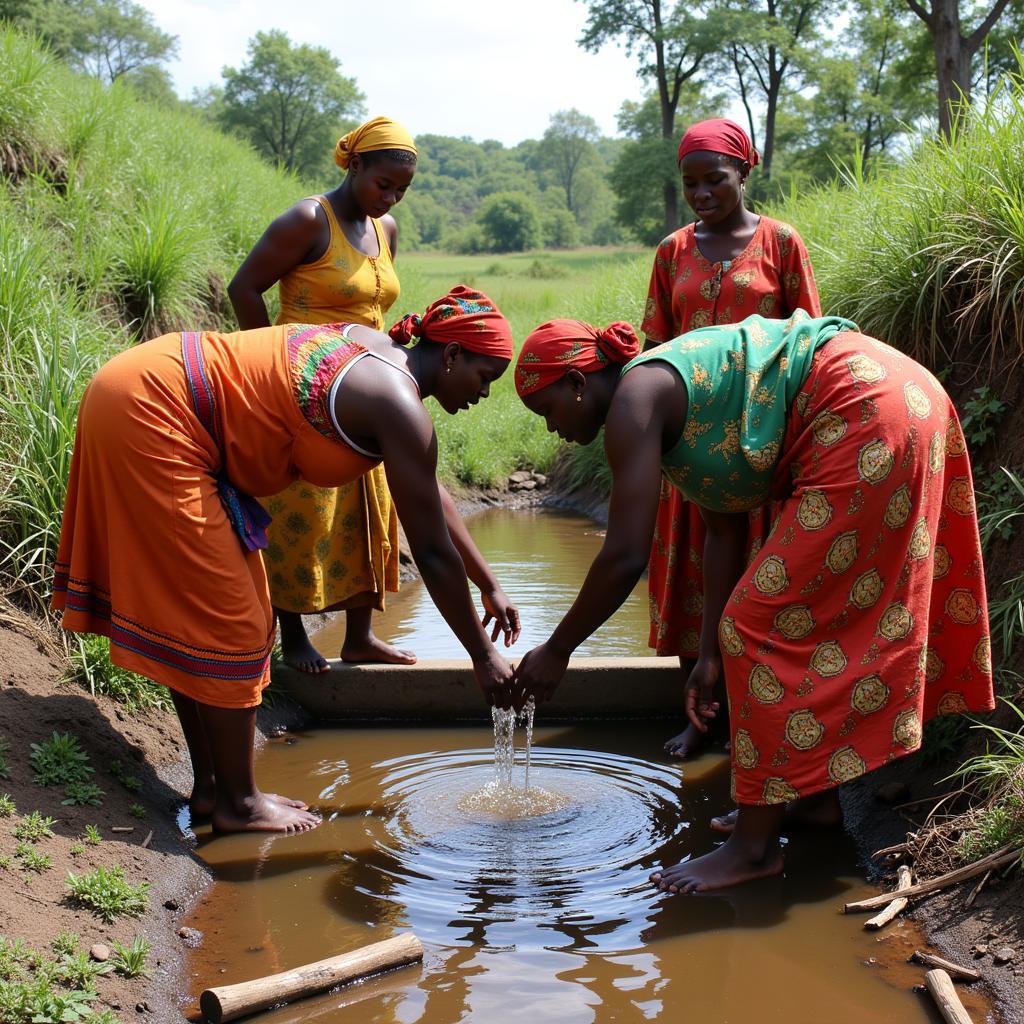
[{"xmin": 274, "ymin": 657, "xmax": 682, "ymax": 722}]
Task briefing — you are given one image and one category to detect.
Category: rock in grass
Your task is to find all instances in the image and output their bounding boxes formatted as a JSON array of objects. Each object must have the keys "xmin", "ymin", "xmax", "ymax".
[
  {"xmin": 508, "ymin": 471, "xmax": 532, "ymax": 485},
  {"xmin": 89, "ymin": 943, "xmax": 110, "ymax": 962}
]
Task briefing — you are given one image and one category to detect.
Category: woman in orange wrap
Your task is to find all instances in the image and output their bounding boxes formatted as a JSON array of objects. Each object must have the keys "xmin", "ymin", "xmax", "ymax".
[
  {"xmin": 642, "ymin": 119, "xmax": 821, "ymax": 760},
  {"xmin": 229, "ymin": 116, "xmax": 417, "ymax": 674},
  {"xmin": 512, "ymin": 313, "xmax": 993, "ymax": 891},
  {"xmin": 53, "ymin": 287, "xmax": 521, "ymax": 834}
]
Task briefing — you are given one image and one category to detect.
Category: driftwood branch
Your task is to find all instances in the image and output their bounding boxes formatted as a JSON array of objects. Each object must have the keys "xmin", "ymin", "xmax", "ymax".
[
  {"xmin": 964, "ymin": 868, "xmax": 992, "ymax": 908},
  {"xmin": 912, "ymin": 951, "xmax": 981, "ymax": 983},
  {"xmin": 199, "ymin": 932, "xmax": 424, "ymax": 1023},
  {"xmin": 865, "ymin": 865, "xmax": 913, "ymax": 929},
  {"xmin": 845, "ymin": 845, "xmax": 1020, "ymax": 912},
  {"xmin": 925, "ymin": 968, "xmax": 975, "ymax": 1024}
]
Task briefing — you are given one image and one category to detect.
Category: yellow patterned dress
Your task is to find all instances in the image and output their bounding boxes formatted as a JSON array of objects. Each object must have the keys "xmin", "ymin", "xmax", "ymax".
[{"xmin": 261, "ymin": 197, "xmax": 401, "ymax": 614}]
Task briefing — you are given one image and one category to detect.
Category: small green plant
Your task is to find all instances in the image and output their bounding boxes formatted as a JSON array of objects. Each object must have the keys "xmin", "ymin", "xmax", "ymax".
[
  {"xmin": 109, "ymin": 760, "xmax": 143, "ymax": 794},
  {"xmin": 69, "ymin": 842, "xmax": 85, "ymax": 857},
  {"xmin": 960, "ymin": 386, "xmax": 1007, "ymax": 450},
  {"xmin": 55, "ymin": 949, "xmax": 110, "ymax": 991},
  {"xmin": 62, "ymin": 780, "xmax": 105, "ymax": 807},
  {"xmin": 30, "ymin": 731, "xmax": 93, "ymax": 787},
  {"xmin": 51, "ymin": 930, "xmax": 79, "ymax": 957},
  {"xmin": 110, "ymin": 937, "xmax": 150, "ymax": 979},
  {"xmin": 66, "ymin": 866, "xmax": 150, "ymax": 922},
  {"xmin": 0, "ymin": 855, "xmax": 12, "ymax": 870},
  {"xmin": 13, "ymin": 809, "xmax": 55, "ymax": 842},
  {"xmin": 83, "ymin": 824, "xmax": 101, "ymax": 845},
  {"xmin": 128, "ymin": 802, "xmax": 145, "ymax": 819},
  {"xmin": 16, "ymin": 843, "xmax": 52, "ymax": 873},
  {"xmin": 0, "ymin": 736, "xmax": 10, "ymax": 780},
  {"xmin": 0, "ymin": 793, "xmax": 16, "ymax": 816}
]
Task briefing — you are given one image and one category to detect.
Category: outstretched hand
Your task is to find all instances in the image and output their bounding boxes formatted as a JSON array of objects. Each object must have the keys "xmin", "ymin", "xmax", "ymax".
[
  {"xmin": 513, "ymin": 641, "xmax": 569, "ymax": 710},
  {"xmin": 473, "ymin": 648, "xmax": 516, "ymax": 709},
  {"xmin": 481, "ymin": 586, "xmax": 522, "ymax": 647},
  {"xmin": 683, "ymin": 656, "xmax": 722, "ymax": 733}
]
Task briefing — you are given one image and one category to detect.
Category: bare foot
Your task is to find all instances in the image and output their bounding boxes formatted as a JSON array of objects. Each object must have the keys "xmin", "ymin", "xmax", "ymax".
[
  {"xmin": 710, "ymin": 792, "xmax": 843, "ymax": 834},
  {"xmin": 213, "ymin": 792, "xmax": 321, "ymax": 834},
  {"xmin": 664, "ymin": 723, "xmax": 706, "ymax": 760},
  {"xmin": 265, "ymin": 793, "xmax": 309, "ymax": 810},
  {"xmin": 281, "ymin": 634, "xmax": 329, "ymax": 674},
  {"xmin": 341, "ymin": 633, "xmax": 416, "ymax": 665},
  {"xmin": 650, "ymin": 836, "xmax": 784, "ymax": 893}
]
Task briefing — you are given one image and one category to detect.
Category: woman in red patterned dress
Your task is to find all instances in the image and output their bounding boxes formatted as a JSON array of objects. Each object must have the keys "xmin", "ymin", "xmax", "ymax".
[{"xmin": 643, "ymin": 119, "xmax": 822, "ymax": 759}]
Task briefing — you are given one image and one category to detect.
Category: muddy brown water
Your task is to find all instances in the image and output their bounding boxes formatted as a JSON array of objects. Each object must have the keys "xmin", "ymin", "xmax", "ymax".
[
  {"xmin": 181, "ymin": 509, "xmax": 995, "ymax": 1022},
  {"xmin": 309, "ymin": 508, "xmax": 653, "ymax": 659},
  {"xmin": 182, "ymin": 724, "xmax": 994, "ymax": 1023}
]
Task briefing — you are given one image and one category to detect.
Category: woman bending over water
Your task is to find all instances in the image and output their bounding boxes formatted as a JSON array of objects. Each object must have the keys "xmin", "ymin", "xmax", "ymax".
[
  {"xmin": 512, "ymin": 313, "xmax": 994, "ymax": 891},
  {"xmin": 53, "ymin": 288, "xmax": 521, "ymax": 834}
]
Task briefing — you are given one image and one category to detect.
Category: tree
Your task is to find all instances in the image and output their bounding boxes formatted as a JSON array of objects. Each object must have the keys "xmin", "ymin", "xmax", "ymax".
[
  {"xmin": 539, "ymin": 108, "xmax": 600, "ymax": 214},
  {"xmin": 475, "ymin": 192, "xmax": 542, "ymax": 252},
  {"xmin": 578, "ymin": 0, "xmax": 719, "ymax": 235},
  {"xmin": 903, "ymin": 0, "xmax": 1015, "ymax": 134},
  {"xmin": 4, "ymin": 0, "xmax": 177, "ymax": 84},
  {"xmin": 220, "ymin": 30, "xmax": 365, "ymax": 176},
  {"xmin": 713, "ymin": 0, "xmax": 836, "ymax": 179},
  {"xmin": 609, "ymin": 88, "xmax": 722, "ymax": 245}
]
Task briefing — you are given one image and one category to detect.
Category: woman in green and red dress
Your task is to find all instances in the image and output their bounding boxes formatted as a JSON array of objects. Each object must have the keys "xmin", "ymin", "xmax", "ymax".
[
  {"xmin": 512, "ymin": 313, "xmax": 993, "ymax": 891},
  {"xmin": 642, "ymin": 119, "xmax": 821, "ymax": 759}
]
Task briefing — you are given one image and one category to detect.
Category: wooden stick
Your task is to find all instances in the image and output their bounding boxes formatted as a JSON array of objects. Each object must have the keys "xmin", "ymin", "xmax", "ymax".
[
  {"xmin": 140, "ymin": 830, "xmax": 153, "ymax": 849},
  {"xmin": 912, "ymin": 951, "xmax": 981, "ymax": 983},
  {"xmin": 199, "ymin": 932, "xmax": 423, "ymax": 1023},
  {"xmin": 964, "ymin": 868, "xmax": 991, "ymax": 909},
  {"xmin": 110, "ymin": 826, "xmax": 134, "ymax": 834},
  {"xmin": 871, "ymin": 842, "xmax": 910, "ymax": 860},
  {"xmin": 864, "ymin": 865, "xmax": 913, "ymax": 929},
  {"xmin": 925, "ymin": 968, "xmax": 975, "ymax": 1024},
  {"xmin": 844, "ymin": 845, "xmax": 1020, "ymax": 912}
]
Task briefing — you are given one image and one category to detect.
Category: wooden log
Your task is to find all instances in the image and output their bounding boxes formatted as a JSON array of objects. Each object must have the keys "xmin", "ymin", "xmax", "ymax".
[
  {"xmin": 844, "ymin": 845, "xmax": 1020, "ymax": 912},
  {"xmin": 924, "ymin": 968, "xmax": 975, "ymax": 1024},
  {"xmin": 199, "ymin": 932, "xmax": 423, "ymax": 1023},
  {"xmin": 912, "ymin": 951, "xmax": 981, "ymax": 983},
  {"xmin": 864, "ymin": 865, "xmax": 913, "ymax": 930}
]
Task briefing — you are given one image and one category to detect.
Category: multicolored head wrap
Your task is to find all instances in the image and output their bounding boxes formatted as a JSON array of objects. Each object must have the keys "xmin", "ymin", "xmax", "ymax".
[
  {"xmin": 515, "ymin": 319, "xmax": 639, "ymax": 398},
  {"xmin": 388, "ymin": 285, "xmax": 513, "ymax": 360},
  {"xmin": 335, "ymin": 116, "xmax": 417, "ymax": 170},
  {"xmin": 677, "ymin": 118, "xmax": 759, "ymax": 168}
]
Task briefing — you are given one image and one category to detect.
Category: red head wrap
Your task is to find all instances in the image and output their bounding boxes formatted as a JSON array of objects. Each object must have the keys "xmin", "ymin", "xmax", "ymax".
[
  {"xmin": 388, "ymin": 285, "xmax": 513, "ymax": 359},
  {"xmin": 515, "ymin": 319, "xmax": 639, "ymax": 398},
  {"xmin": 677, "ymin": 118, "xmax": 759, "ymax": 168}
]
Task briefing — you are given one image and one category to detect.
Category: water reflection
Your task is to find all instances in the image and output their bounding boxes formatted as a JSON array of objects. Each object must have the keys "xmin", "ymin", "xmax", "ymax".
[{"xmin": 311, "ymin": 508, "xmax": 653, "ymax": 658}]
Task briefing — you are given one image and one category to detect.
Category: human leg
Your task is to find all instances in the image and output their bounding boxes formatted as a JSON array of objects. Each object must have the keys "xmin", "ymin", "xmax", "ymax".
[
  {"xmin": 709, "ymin": 790, "xmax": 842, "ymax": 833},
  {"xmin": 651, "ymin": 804, "xmax": 786, "ymax": 893},
  {"xmin": 277, "ymin": 609, "xmax": 329, "ymax": 674},
  {"xmin": 340, "ymin": 601, "xmax": 416, "ymax": 664}
]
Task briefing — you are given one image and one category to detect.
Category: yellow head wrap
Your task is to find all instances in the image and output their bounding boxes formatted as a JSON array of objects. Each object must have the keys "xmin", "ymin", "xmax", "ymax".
[{"xmin": 334, "ymin": 116, "xmax": 417, "ymax": 170}]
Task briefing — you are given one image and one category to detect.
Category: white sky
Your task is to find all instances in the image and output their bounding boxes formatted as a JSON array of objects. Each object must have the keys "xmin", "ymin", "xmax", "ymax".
[{"xmin": 137, "ymin": 0, "xmax": 649, "ymax": 146}]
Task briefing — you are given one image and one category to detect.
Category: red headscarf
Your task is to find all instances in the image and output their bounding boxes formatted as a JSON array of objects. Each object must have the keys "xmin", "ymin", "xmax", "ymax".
[
  {"xmin": 515, "ymin": 319, "xmax": 639, "ymax": 398},
  {"xmin": 677, "ymin": 118, "xmax": 759, "ymax": 167},
  {"xmin": 389, "ymin": 285, "xmax": 513, "ymax": 359}
]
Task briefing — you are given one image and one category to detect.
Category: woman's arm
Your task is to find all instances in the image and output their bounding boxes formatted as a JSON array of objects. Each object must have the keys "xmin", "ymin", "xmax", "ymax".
[
  {"xmin": 683, "ymin": 508, "xmax": 748, "ymax": 731},
  {"xmin": 640, "ymin": 235, "xmax": 677, "ymax": 351},
  {"xmin": 228, "ymin": 202, "xmax": 325, "ymax": 330},
  {"xmin": 381, "ymin": 214, "xmax": 399, "ymax": 260},
  {"xmin": 369, "ymin": 385, "xmax": 514, "ymax": 706},
  {"xmin": 436, "ymin": 485, "xmax": 521, "ymax": 646},
  {"xmin": 515, "ymin": 371, "xmax": 671, "ymax": 705},
  {"xmin": 779, "ymin": 224, "xmax": 822, "ymax": 317}
]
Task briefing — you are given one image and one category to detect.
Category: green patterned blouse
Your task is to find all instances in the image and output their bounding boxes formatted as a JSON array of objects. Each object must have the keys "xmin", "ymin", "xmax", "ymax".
[{"xmin": 622, "ymin": 312, "xmax": 858, "ymax": 513}]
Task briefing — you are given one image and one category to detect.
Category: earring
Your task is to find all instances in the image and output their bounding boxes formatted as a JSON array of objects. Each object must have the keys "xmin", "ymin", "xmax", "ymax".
[
  {"xmin": 575, "ymin": 394, "xmax": 582, "ymax": 402},
  {"xmin": 446, "ymin": 366, "xmax": 452, "ymax": 374}
]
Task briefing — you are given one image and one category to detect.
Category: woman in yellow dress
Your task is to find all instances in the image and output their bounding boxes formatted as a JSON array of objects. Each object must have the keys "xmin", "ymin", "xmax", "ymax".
[{"xmin": 229, "ymin": 116, "xmax": 417, "ymax": 673}]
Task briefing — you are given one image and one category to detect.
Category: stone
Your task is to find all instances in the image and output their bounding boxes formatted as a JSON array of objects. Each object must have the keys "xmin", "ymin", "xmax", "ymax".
[
  {"xmin": 532, "ymin": 473, "xmax": 548, "ymax": 486},
  {"xmin": 163, "ymin": 898, "xmax": 179, "ymax": 911},
  {"xmin": 511, "ymin": 479, "xmax": 537, "ymax": 491},
  {"xmin": 177, "ymin": 926, "xmax": 203, "ymax": 946},
  {"xmin": 508, "ymin": 471, "xmax": 532, "ymax": 484},
  {"xmin": 873, "ymin": 781, "xmax": 910, "ymax": 804},
  {"xmin": 993, "ymin": 947, "xmax": 1016, "ymax": 965},
  {"xmin": 89, "ymin": 943, "xmax": 110, "ymax": 962},
  {"xmin": 972, "ymin": 944, "xmax": 989, "ymax": 957}
]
